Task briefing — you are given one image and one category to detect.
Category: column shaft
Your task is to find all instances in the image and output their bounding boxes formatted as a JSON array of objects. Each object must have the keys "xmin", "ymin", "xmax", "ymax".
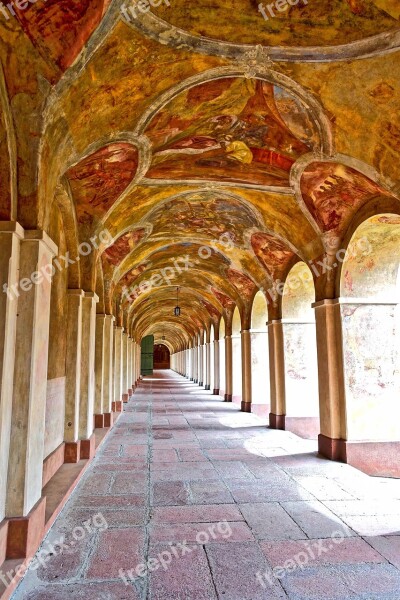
[
  {"xmin": 225, "ymin": 335, "xmax": 233, "ymax": 401},
  {"xmin": 213, "ymin": 339, "xmax": 220, "ymax": 395},
  {"xmin": 314, "ymin": 299, "xmax": 347, "ymax": 460},
  {"xmin": 268, "ymin": 320, "xmax": 286, "ymax": 429},
  {"xmin": 6, "ymin": 231, "xmax": 57, "ymax": 517},
  {"xmin": 241, "ymin": 330, "xmax": 252, "ymax": 412},
  {"xmin": 0, "ymin": 223, "xmax": 22, "ymax": 522}
]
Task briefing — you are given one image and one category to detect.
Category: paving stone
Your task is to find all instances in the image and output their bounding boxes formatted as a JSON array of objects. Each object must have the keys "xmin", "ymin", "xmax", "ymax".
[
  {"xmin": 282, "ymin": 500, "xmax": 355, "ymax": 539},
  {"xmin": 239, "ymin": 503, "xmax": 306, "ymax": 540},
  {"xmin": 206, "ymin": 542, "xmax": 287, "ymax": 600},
  {"xmin": 86, "ymin": 527, "xmax": 146, "ymax": 579}
]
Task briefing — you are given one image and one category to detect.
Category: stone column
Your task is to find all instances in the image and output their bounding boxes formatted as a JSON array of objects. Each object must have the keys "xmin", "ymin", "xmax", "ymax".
[
  {"xmin": 103, "ymin": 315, "xmax": 114, "ymax": 426},
  {"xmin": 136, "ymin": 342, "xmax": 141, "ymax": 382},
  {"xmin": 225, "ymin": 335, "xmax": 233, "ymax": 401},
  {"xmin": 64, "ymin": 290, "xmax": 84, "ymax": 463},
  {"xmin": 205, "ymin": 342, "xmax": 211, "ymax": 390},
  {"xmin": 241, "ymin": 329, "xmax": 252, "ymax": 412},
  {"xmin": 113, "ymin": 326, "xmax": 123, "ymax": 412},
  {"xmin": 193, "ymin": 344, "xmax": 198, "ymax": 383},
  {"xmin": 213, "ymin": 339, "xmax": 220, "ymax": 395},
  {"xmin": 313, "ymin": 299, "xmax": 347, "ymax": 460},
  {"xmin": 128, "ymin": 338, "xmax": 133, "ymax": 397},
  {"xmin": 198, "ymin": 344, "xmax": 204, "ymax": 386},
  {"xmin": 6, "ymin": 230, "xmax": 57, "ymax": 527},
  {"xmin": 268, "ymin": 320, "xmax": 286, "ymax": 429},
  {"xmin": 0, "ymin": 223, "xmax": 23, "ymax": 528},
  {"xmin": 94, "ymin": 314, "xmax": 106, "ymax": 428},
  {"xmin": 121, "ymin": 332, "xmax": 129, "ymax": 402},
  {"xmin": 79, "ymin": 292, "xmax": 98, "ymax": 459}
]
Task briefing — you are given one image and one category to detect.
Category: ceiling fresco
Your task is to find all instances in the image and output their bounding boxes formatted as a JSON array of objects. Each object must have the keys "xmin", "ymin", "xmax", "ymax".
[
  {"xmin": 1, "ymin": 0, "xmax": 399, "ymax": 348},
  {"xmin": 145, "ymin": 78, "xmax": 315, "ymax": 187},
  {"xmin": 151, "ymin": 0, "xmax": 398, "ymax": 48}
]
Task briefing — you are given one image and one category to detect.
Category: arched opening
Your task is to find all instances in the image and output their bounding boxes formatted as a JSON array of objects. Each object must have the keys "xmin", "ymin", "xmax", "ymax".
[
  {"xmin": 153, "ymin": 343, "xmax": 171, "ymax": 369},
  {"xmin": 250, "ymin": 291, "xmax": 270, "ymax": 418},
  {"xmin": 219, "ymin": 318, "xmax": 226, "ymax": 398},
  {"xmin": 232, "ymin": 306, "xmax": 242, "ymax": 404},
  {"xmin": 282, "ymin": 262, "xmax": 319, "ymax": 439},
  {"xmin": 339, "ymin": 214, "xmax": 400, "ymax": 475}
]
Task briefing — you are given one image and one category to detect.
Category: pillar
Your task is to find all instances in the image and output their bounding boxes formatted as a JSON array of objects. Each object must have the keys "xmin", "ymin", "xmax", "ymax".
[
  {"xmin": 6, "ymin": 230, "xmax": 57, "ymax": 526},
  {"xmin": 103, "ymin": 315, "xmax": 114, "ymax": 426},
  {"xmin": 205, "ymin": 342, "xmax": 211, "ymax": 390},
  {"xmin": 64, "ymin": 290, "xmax": 84, "ymax": 463},
  {"xmin": 79, "ymin": 292, "xmax": 98, "ymax": 459},
  {"xmin": 94, "ymin": 314, "xmax": 106, "ymax": 428},
  {"xmin": 113, "ymin": 326, "xmax": 123, "ymax": 412},
  {"xmin": 128, "ymin": 338, "xmax": 133, "ymax": 397},
  {"xmin": 268, "ymin": 320, "xmax": 286, "ymax": 429},
  {"xmin": 198, "ymin": 344, "xmax": 204, "ymax": 386},
  {"xmin": 121, "ymin": 332, "xmax": 128, "ymax": 402},
  {"xmin": 313, "ymin": 299, "xmax": 347, "ymax": 460},
  {"xmin": 213, "ymin": 339, "xmax": 220, "ymax": 395},
  {"xmin": 193, "ymin": 344, "xmax": 198, "ymax": 383},
  {"xmin": 241, "ymin": 329, "xmax": 252, "ymax": 412},
  {"xmin": 224, "ymin": 334, "xmax": 233, "ymax": 401},
  {"xmin": 0, "ymin": 223, "xmax": 23, "ymax": 531}
]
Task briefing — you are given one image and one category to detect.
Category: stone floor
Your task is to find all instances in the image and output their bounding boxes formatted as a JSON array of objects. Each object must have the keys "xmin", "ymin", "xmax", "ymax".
[{"xmin": 11, "ymin": 370, "xmax": 400, "ymax": 599}]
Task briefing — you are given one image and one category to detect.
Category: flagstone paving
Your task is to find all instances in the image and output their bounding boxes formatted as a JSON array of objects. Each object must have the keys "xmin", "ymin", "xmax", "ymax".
[{"xmin": 12, "ymin": 371, "xmax": 400, "ymax": 599}]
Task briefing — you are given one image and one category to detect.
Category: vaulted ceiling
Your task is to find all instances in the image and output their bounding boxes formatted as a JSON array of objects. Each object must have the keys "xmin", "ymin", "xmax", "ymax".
[{"xmin": 1, "ymin": 0, "xmax": 399, "ymax": 349}]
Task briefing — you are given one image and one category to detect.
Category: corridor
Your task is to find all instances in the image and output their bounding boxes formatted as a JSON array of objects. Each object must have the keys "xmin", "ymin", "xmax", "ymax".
[{"xmin": 11, "ymin": 371, "xmax": 400, "ymax": 600}]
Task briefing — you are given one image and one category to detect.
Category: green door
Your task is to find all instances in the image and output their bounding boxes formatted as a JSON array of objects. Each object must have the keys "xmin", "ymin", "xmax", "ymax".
[{"xmin": 141, "ymin": 335, "xmax": 154, "ymax": 375}]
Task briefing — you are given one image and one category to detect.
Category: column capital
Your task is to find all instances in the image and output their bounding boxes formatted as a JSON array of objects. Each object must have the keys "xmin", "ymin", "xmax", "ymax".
[
  {"xmin": 83, "ymin": 291, "xmax": 99, "ymax": 303},
  {"xmin": 67, "ymin": 288, "xmax": 85, "ymax": 297},
  {"xmin": 23, "ymin": 229, "xmax": 58, "ymax": 257},
  {"xmin": 312, "ymin": 299, "xmax": 339, "ymax": 309},
  {"xmin": 0, "ymin": 221, "xmax": 24, "ymax": 237}
]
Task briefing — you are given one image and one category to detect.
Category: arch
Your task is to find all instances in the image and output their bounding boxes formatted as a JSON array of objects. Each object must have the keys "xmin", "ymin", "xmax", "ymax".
[
  {"xmin": 339, "ymin": 214, "xmax": 400, "ymax": 450},
  {"xmin": 153, "ymin": 343, "xmax": 171, "ymax": 369},
  {"xmin": 282, "ymin": 262, "xmax": 319, "ymax": 440},
  {"xmin": 250, "ymin": 291, "xmax": 270, "ymax": 418}
]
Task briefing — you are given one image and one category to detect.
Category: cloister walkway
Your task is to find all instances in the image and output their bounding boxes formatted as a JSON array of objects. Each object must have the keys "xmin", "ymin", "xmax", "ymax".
[{"xmin": 12, "ymin": 371, "xmax": 400, "ymax": 600}]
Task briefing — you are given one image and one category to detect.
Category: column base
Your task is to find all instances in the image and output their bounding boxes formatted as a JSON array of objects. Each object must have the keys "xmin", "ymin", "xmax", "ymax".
[
  {"xmin": 6, "ymin": 497, "xmax": 46, "ymax": 560},
  {"xmin": 0, "ymin": 519, "xmax": 8, "ymax": 566},
  {"xmin": 80, "ymin": 433, "xmax": 96, "ymax": 460},
  {"xmin": 204, "ymin": 385, "xmax": 210, "ymax": 390},
  {"xmin": 198, "ymin": 381, "xmax": 203, "ymax": 386},
  {"xmin": 213, "ymin": 388, "xmax": 219, "ymax": 395},
  {"xmin": 190, "ymin": 378, "xmax": 194, "ymax": 381},
  {"xmin": 64, "ymin": 441, "xmax": 81, "ymax": 463},
  {"xmin": 94, "ymin": 414, "xmax": 105, "ymax": 428},
  {"xmin": 112, "ymin": 400, "xmax": 123, "ymax": 412},
  {"xmin": 128, "ymin": 388, "xmax": 133, "ymax": 398},
  {"xmin": 194, "ymin": 379, "xmax": 198, "ymax": 384},
  {"xmin": 269, "ymin": 413, "xmax": 285, "ymax": 430},
  {"xmin": 241, "ymin": 401, "xmax": 252, "ymax": 413},
  {"xmin": 224, "ymin": 394, "xmax": 232, "ymax": 402},
  {"xmin": 318, "ymin": 434, "xmax": 347, "ymax": 462},
  {"xmin": 103, "ymin": 412, "xmax": 114, "ymax": 428},
  {"xmin": 42, "ymin": 443, "xmax": 65, "ymax": 487},
  {"xmin": 122, "ymin": 393, "xmax": 129, "ymax": 403}
]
